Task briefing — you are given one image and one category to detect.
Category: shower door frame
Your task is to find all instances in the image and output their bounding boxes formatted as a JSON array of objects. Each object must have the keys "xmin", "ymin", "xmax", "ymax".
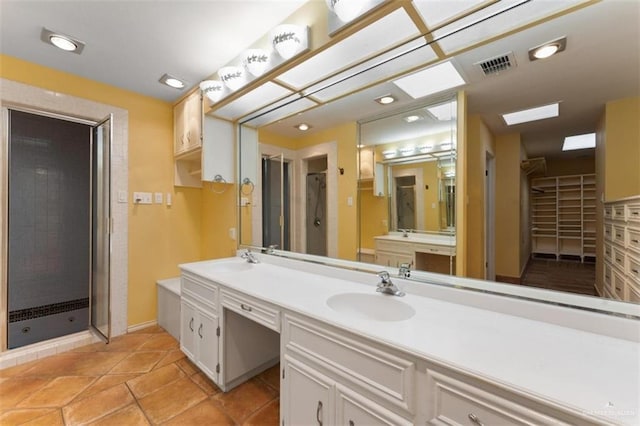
[{"xmin": 0, "ymin": 106, "xmax": 113, "ymax": 350}]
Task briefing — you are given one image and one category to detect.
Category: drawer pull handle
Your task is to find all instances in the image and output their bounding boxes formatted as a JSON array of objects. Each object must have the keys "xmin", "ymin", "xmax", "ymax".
[
  {"xmin": 468, "ymin": 413, "xmax": 485, "ymax": 426},
  {"xmin": 633, "ymin": 212, "xmax": 639, "ymax": 215},
  {"xmin": 616, "ymin": 258, "xmax": 622, "ymax": 263},
  {"xmin": 198, "ymin": 323, "xmax": 203, "ymax": 339},
  {"xmin": 189, "ymin": 318, "xmax": 194, "ymax": 332},
  {"xmin": 241, "ymin": 303, "xmax": 253, "ymax": 312},
  {"xmin": 632, "ymin": 269, "xmax": 639, "ymax": 274},
  {"xmin": 316, "ymin": 401, "xmax": 323, "ymax": 426},
  {"xmin": 632, "ymin": 239, "xmax": 639, "ymax": 243},
  {"xmin": 349, "ymin": 421, "xmax": 354, "ymax": 426}
]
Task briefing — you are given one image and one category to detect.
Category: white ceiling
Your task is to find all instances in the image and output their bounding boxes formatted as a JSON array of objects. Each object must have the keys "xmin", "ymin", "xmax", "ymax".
[
  {"xmin": 1, "ymin": 1, "xmax": 638, "ymax": 162},
  {"xmin": 0, "ymin": 0, "xmax": 307, "ymax": 102}
]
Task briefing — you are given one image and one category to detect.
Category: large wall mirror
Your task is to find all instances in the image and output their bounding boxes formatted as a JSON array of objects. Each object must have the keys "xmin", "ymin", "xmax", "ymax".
[{"xmin": 233, "ymin": 0, "xmax": 639, "ymax": 313}]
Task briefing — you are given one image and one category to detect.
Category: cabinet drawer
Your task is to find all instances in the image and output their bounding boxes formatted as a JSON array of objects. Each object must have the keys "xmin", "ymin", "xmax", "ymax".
[
  {"xmin": 628, "ymin": 282, "xmax": 640, "ymax": 303},
  {"xmin": 613, "ymin": 204, "xmax": 626, "ymax": 221},
  {"xmin": 375, "ymin": 240, "xmax": 413, "ymax": 255},
  {"xmin": 612, "ymin": 268, "xmax": 626, "ymax": 300},
  {"xmin": 627, "ymin": 254, "xmax": 640, "ymax": 282},
  {"xmin": 626, "ymin": 204, "xmax": 640, "ymax": 223},
  {"xmin": 603, "ymin": 205, "xmax": 613, "ymax": 220},
  {"xmin": 612, "ymin": 225, "xmax": 625, "ymax": 246},
  {"xmin": 603, "ymin": 242, "xmax": 612, "ymax": 262},
  {"xmin": 603, "ymin": 262, "xmax": 612, "ymax": 288},
  {"xmin": 182, "ymin": 276, "xmax": 217, "ymax": 311},
  {"xmin": 612, "ymin": 246, "xmax": 626, "ymax": 272},
  {"xmin": 416, "ymin": 244, "xmax": 455, "ymax": 256},
  {"xmin": 603, "ymin": 224, "xmax": 613, "ymax": 242},
  {"xmin": 426, "ymin": 369, "xmax": 571, "ymax": 426},
  {"xmin": 284, "ymin": 316, "xmax": 415, "ymax": 415},
  {"xmin": 628, "ymin": 228, "xmax": 640, "ymax": 254},
  {"xmin": 221, "ymin": 290, "xmax": 280, "ymax": 332}
]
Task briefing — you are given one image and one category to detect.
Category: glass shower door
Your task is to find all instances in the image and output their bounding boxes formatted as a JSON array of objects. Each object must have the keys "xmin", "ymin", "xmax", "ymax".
[{"xmin": 91, "ymin": 115, "xmax": 112, "ymax": 342}]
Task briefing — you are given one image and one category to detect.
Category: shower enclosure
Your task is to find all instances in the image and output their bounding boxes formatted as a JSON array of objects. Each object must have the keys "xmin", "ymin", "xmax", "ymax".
[
  {"xmin": 4, "ymin": 109, "xmax": 112, "ymax": 349},
  {"xmin": 306, "ymin": 172, "xmax": 327, "ymax": 256},
  {"xmin": 262, "ymin": 155, "xmax": 290, "ymax": 251}
]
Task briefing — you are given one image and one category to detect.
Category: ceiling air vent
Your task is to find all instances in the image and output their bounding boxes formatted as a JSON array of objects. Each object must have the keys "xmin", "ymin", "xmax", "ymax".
[{"xmin": 475, "ymin": 52, "xmax": 517, "ymax": 76}]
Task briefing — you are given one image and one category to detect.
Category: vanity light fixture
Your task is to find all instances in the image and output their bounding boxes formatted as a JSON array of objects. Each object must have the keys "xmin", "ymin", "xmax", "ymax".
[
  {"xmin": 41, "ymin": 27, "xmax": 85, "ymax": 54},
  {"xmin": 562, "ymin": 133, "xmax": 595, "ymax": 151},
  {"xmin": 356, "ymin": 144, "xmax": 365, "ymax": 149},
  {"xmin": 529, "ymin": 36, "xmax": 567, "ymax": 61},
  {"xmin": 382, "ymin": 149, "xmax": 397, "ymax": 158},
  {"xmin": 419, "ymin": 145, "xmax": 433, "ymax": 153},
  {"xmin": 400, "ymin": 146, "xmax": 416, "ymax": 155},
  {"xmin": 325, "ymin": 0, "xmax": 365, "ymax": 23},
  {"xmin": 243, "ymin": 48, "xmax": 271, "ymax": 77},
  {"xmin": 159, "ymin": 73, "xmax": 186, "ymax": 89},
  {"xmin": 375, "ymin": 95, "xmax": 396, "ymax": 105},
  {"xmin": 439, "ymin": 142, "xmax": 452, "ymax": 150},
  {"xmin": 218, "ymin": 66, "xmax": 246, "ymax": 91},
  {"xmin": 296, "ymin": 123, "xmax": 311, "ymax": 131},
  {"xmin": 502, "ymin": 102, "xmax": 559, "ymax": 125},
  {"xmin": 200, "ymin": 80, "xmax": 226, "ymax": 103},
  {"xmin": 271, "ymin": 24, "xmax": 308, "ymax": 60}
]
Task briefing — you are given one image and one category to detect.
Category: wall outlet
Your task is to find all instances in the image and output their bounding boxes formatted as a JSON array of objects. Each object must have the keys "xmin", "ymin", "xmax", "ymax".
[
  {"xmin": 229, "ymin": 227, "xmax": 236, "ymax": 241},
  {"xmin": 133, "ymin": 192, "xmax": 152, "ymax": 204},
  {"xmin": 166, "ymin": 193, "xmax": 172, "ymax": 206},
  {"xmin": 117, "ymin": 190, "xmax": 127, "ymax": 203},
  {"xmin": 347, "ymin": 196, "xmax": 353, "ymax": 207},
  {"xmin": 154, "ymin": 192, "xmax": 163, "ymax": 204}
]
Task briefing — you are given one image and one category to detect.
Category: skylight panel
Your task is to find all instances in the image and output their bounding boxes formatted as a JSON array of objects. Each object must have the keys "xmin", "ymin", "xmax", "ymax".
[
  {"xmin": 392, "ymin": 61, "xmax": 466, "ymax": 99},
  {"xmin": 562, "ymin": 133, "xmax": 595, "ymax": 151},
  {"xmin": 502, "ymin": 103, "xmax": 559, "ymax": 125}
]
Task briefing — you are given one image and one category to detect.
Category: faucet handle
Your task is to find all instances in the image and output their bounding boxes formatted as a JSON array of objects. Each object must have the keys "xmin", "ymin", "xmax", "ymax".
[
  {"xmin": 399, "ymin": 263, "xmax": 411, "ymax": 278},
  {"xmin": 377, "ymin": 270, "xmax": 391, "ymax": 284},
  {"xmin": 267, "ymin": 244, "xmax": 278, "ymax": 254}
]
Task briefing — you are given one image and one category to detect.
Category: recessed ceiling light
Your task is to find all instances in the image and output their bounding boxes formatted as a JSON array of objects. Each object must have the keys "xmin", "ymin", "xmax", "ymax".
[
  {"xmin": 403, "ymin": 114, "xmax": 423, "ymax": 123},
  {"xmin": 375, "ymin": 95, "xmax": 396, "ymax": 105},
  {"xmin": 40, "ymin": 28, "xmax": 85, "ymax": 54},
  {"xmin": 393, "ymin": 61, "xmax": 465, "ymax": 99},
  {"xmin": 529, "ymin": 36, "xmax": 567, "ymax": 61},
  {"xmin": 502, "ymin": 103, "xmax": 559, "ymax": 125},
  {"xmin": 296, "ymin": 123, "xmax": 311, "ymax": 131},
  {"xmin": 159, "ymin": 73, "xmax": 186, "ymax": 89},
  {"xmin": 563, "ymin": 133, "xmax": 595, "ymax": 151}
]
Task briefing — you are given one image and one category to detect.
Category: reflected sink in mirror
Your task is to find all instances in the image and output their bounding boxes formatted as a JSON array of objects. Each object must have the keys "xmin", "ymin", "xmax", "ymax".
[{"xmin": 326, "ymin": 292, "xmax": 416, "ymax": 322}]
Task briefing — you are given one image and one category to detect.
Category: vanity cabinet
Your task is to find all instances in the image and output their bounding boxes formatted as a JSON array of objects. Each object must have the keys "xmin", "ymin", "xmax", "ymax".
[
  {"xmin": 603, "ymin": 196, "xmax": 640, "ymax": 301},
  {"xmin": 180, "ymin": 275, "xmax": 220, "ymax": 383},
  {"xmin": 374, "ymin": 236, "xmax": 455, "ymax": 274},
  {"xmin": 282, "ymin": 314, "xmax": 416, "ymax": 425},
  {"xmin": 174, "ymin": 90, "xmax": 203, "ymax": 156},
  {"xmin": 359, "ymin": 147, "xmax": 385, "ymax": 197}
]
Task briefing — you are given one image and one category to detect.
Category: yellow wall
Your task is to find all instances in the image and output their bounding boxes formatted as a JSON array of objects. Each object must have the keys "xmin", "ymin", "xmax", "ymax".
[
  {"xmin": 0, "ymin": 55, "xmax": 203, "ymax": 327},
  {"xmin": 603, "ymin": 96, "xmax": 640, "ymax": 200},
  {"xmin": 465, "ymin": 115, "xmax": 495, "ymax": 279},
  {"xmin": 392, "ymin": 161, "xmax": 440, "ymax": 231},
  {"xmin": 201, "ymin": 183, "xmax": 239, "ymax": 259},
  {"xmin": 359, "ymin": 183, "xmax": 389, "ymax": 249},
  {"xmin": 494, "ymin": 133, "xmax": 523, "ymax": 279}
]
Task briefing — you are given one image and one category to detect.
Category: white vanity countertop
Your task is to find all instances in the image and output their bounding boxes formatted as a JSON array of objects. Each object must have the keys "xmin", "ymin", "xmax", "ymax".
[
  {"xmin": 374, "ymin": 232, "xmax": 456, "ymax": 246},
  {"xmin": 180, "ymin": 257, "xmax": 640, "ymax": 424}
]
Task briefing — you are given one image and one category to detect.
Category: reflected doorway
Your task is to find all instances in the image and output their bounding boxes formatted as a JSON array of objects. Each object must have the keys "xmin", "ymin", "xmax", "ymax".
[
  {"xmin": 395, "ymin": 176, "xmax": 416, "ymax": 230},
  {"xmin": 261, "ymin": 155, "xmax": 290, "ymax": 251}
]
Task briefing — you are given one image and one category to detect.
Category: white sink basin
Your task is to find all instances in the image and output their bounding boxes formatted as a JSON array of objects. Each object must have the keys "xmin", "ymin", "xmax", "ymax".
[
  {"xmin": 326, "ymin": 292, "xmax": 415, "ymax": 322},
  {"xmin": 207, "ymin": 260, "xmax": 254, "ymax": 273}
]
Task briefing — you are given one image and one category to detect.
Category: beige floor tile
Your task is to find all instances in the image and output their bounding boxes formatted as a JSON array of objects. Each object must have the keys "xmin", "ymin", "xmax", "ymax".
[
  {"xmin": 76, "ymin": 334, "xmax": 152, "ymax": 353},
  {"xmin": 243, "ymin": 398, "xmax": 279, "ymax": 426},
  {"xmin": 163, "ymin": 399, "xmax": 235, "ymax": 426},
  {"xmin": 175, "ymin": 357, "xmax": 199, "ymax": 376},
  {"xmin": 212, "ymin": 378, "xmax": 278, "ymax": 424},
  {"xmin": 0, "ymin": 361, "xmax": 42, "ymax": 378},
  {"xmin": 77, "ymin": 374, "xmax": 140, "ymax": 401},
  {"xmin": 154, "ymin": 349, "xmax": 186, "ymax": 370},
  {"xmin": 130, "ymin": 325, "xmax": 166, "ymax": 334},
  {"xmin": 0, "ymin": 377, "xmax": 50, "ymax": 409},
  {"xmin": 0, "ymin": 408, "xmax": 56, "ymax": 425},
  {"xmin": 62, "ymin": 383, "xmax": 134, "ymax": 425},
  {"xmin": 88, "ymin": 403, "xmax": 150, "ymax": 426},
  {"xmin": 257, "ymin": 364, "xmax": 280, "ymax": 392},
  {"xmin": 190, "ymin": 371, "xmax": 221, "ymax": 396},
  {"xmin": 22, "ymin": 352, "xmax": 128, "ymax": 377},
  {"xmin": 18, "ymin": 376, "xmax": 96, "ymax": 408},
  {"xmin": 108, "ymin": 351, "xmax": 164, "ymax": 374},
  {"xmin": 22, "ymin": 409, "xmax": 64, "ymax": 426},
  {"xmin": 136, "ymin": 333, "xmax": 179, "ymax": 351},
  {"xmin": 138, "ymin": 376, "xmax": 207, "ymax": 424},
  {"xmin": 126, "ymin": 363, "xmax": 185, "ymax": 399}
]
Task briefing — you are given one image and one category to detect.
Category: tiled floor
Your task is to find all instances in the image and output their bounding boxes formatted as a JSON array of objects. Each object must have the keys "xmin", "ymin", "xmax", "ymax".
[{"xmin": 0, "ymin": 326, "xmax": 280, "ymax": 425}]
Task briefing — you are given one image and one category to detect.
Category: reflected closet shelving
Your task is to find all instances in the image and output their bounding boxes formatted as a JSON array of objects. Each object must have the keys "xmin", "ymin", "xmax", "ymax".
[{"xmin": 531, "ymin": 174, "xmax": 595, "ymax": 262}]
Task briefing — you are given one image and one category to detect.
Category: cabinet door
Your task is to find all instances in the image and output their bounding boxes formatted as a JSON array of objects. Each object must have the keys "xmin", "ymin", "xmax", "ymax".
[
  {"xmin": 174, "ymin": 91, "xmax": 202, "ymax": 155},
  {"xmin": 283, "ymin": 356, "xmax": 333, "ymax": 426},
  {"xmin": 336, "ymin": 386, "xmax": 412, "ymax": 426},
  {"xmin": 375, "ymin": 252, "xmax": 393, "ymax": 267},
  {"xmin": 196, "ymin": 309, "xmax": 219, "ymax": 382},
  {"xmin": 180, "ymin": 300, "xmax": 197, "ymax": 361}
]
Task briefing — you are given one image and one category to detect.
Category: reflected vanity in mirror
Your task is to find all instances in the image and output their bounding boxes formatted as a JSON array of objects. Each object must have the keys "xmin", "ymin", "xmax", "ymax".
[
  {"xmin": 231, "ymin": 0, "xmax": 639, "ymax": 315},
  {"xmin": 358, "ymin": 98, "xmax": 457, "ymax": 274}
]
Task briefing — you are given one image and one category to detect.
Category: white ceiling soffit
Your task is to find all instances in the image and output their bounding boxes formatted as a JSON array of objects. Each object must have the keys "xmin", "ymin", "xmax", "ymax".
[
  {"xmin": 213, "ymin": 82, "xmax": 294, "ymax": 121},
  {"xmin": 243, "ymin": 96, "xmax": 317, "ymax": 127},
  {"xmin": 430, "ymin": 0, "xmax": 584, "ymax": 54},
  {"xmin": 304, "ymin": 38, "xmax": 436, "ymax": 102},
  {"xmin": 412, "ymin": 0, "xmax": 486, "ymax": 29},
  {"xmin": 276, "ymin": 8, "xmax": 421, "ymax": 89}
]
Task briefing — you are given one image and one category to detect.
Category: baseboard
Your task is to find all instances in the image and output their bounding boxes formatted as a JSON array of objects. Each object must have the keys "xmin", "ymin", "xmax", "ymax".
[
  {"xmin": 127, "ymin": 319, "xmax": 157, "ymax": 333},
  {"xmin": 496, "ymin": 275, "xmax": 521, "ymax": 284}
]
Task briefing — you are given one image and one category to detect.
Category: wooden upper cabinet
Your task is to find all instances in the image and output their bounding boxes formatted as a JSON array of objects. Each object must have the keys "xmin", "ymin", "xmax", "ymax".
[{"xmin": 174, "ymin": 91, "xmax": 203, "ymax": 156}]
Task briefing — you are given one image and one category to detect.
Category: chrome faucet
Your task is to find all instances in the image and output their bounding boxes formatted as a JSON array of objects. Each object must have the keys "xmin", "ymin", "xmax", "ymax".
[
  {"xmin": 241, "ymin": 249, "xmax": 259, "ymax": 264},
  {"xmin": 399, "ymin": 262, "xmax": 411, "ymax": 278},
  {"xmin": 266, "ymin": 244, "xmax": 278, "ymax": 254},
  {"xmin": 399, "ymin": 228, "xmax": 408, "ymax": 237},
  {"xmin": 376, "ymin": 271, "xmax": 405, "ymax": 297}
]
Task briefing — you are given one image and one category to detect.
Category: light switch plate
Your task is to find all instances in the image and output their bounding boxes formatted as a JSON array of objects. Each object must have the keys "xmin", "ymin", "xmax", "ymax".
[
  {"xmin": 154, "ymin": 192, "xmax": 163, "ymax": 204},
  {"xmin": 117, "ymin": 190, "xmax": 127, "ymax": 203},
  {"xmin": 133, "ymin": 192, "xmax": 152, "ymax": 204}
]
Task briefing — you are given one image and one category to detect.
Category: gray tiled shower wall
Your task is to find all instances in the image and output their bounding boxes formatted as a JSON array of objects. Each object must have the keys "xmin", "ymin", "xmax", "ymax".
[{"xmin": 7, "ymin": 110, "xmax": 91, "ymax": 348}]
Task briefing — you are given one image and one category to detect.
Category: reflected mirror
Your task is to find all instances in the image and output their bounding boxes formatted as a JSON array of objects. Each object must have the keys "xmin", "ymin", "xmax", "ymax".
[{"xmin": 233, "ymin": 0, "xmax": 639, "ymax": 308}]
